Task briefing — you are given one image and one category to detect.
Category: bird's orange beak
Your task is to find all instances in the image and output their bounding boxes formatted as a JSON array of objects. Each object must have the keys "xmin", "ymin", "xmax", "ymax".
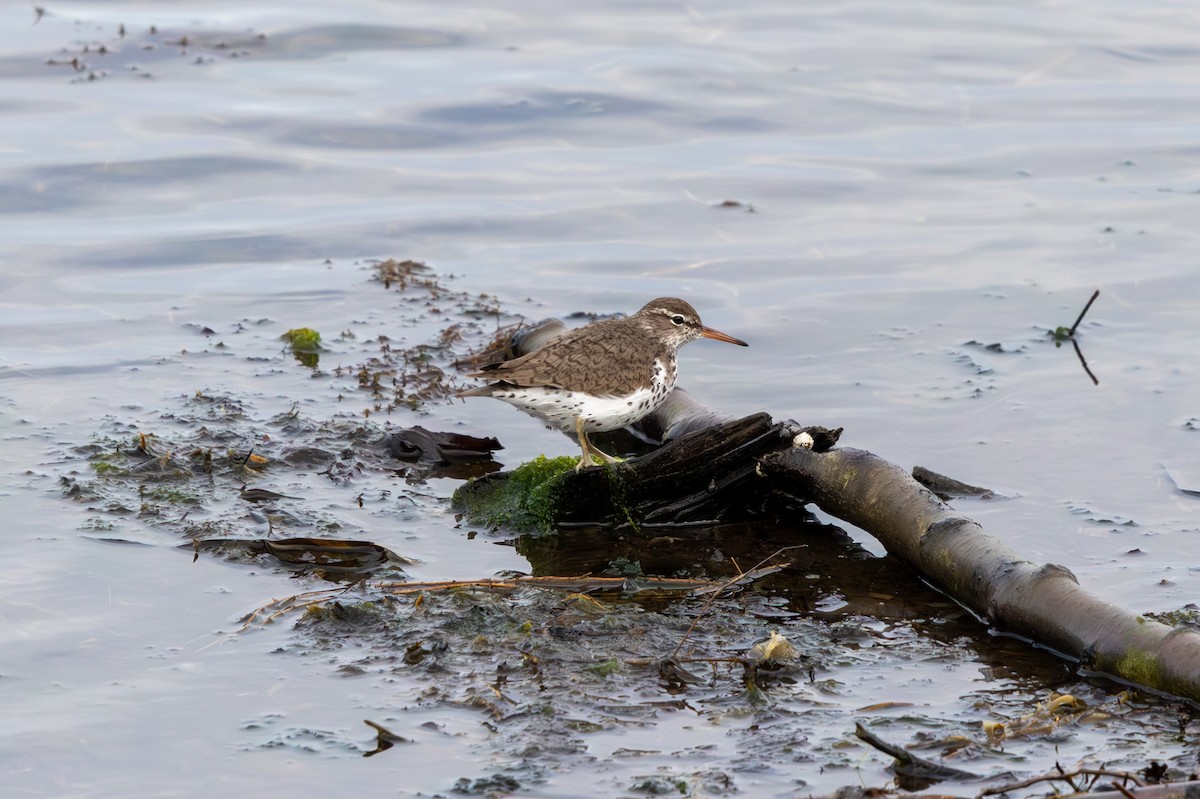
[{"xmin": 700, "ymin": 326, "xmax": 749, "ymax": 347}]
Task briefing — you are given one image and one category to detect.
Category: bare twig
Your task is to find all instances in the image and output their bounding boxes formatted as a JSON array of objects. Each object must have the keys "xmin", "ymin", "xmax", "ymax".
[
  {"xmin": 1072, "ymin": 338, "xmax": 1100, "ymax": 385},
  {"xmin": 979, "ymin": 767, "xmax": 1146, "ymax": 797},
  {"xmin": 855, "ymin": 723, "xmax": 978, "ymax": 781},
  {"xmin": 1069, "ymin": 289, "xmax": 1101, "ymax": 337}
]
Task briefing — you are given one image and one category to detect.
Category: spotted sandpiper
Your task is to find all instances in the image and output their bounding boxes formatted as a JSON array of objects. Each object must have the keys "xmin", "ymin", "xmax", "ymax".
[{"xmin": 458, "ymin": 297, "xmax": 748, "ymax": 470}]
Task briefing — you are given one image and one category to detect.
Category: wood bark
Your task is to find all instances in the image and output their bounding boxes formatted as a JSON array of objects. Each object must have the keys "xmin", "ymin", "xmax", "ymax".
[
  {"xmin": 758, "ymin": 446, "xmax": 1200, "ymax": 703},
  {"xmin": 451, "ymin": 413, "xmax": 827, "ymax": 529},
  {"xmin": 554, "ymin": 412, "xmax": 779, "ymax": 525}
]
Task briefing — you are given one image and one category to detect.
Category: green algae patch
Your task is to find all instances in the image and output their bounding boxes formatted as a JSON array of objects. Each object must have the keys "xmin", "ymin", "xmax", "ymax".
[
  {"xmin": 138, "ymin": 485, "xmax": 203, "ymax": 506},
  {"xmin": 601, "ymin": 464, "xmax": 640, "ymax": 533},
  {"xmin": 586, "ymin": 657, "xmax": 621, "ymax": 678},
  {"xmin": 301, "ymin": 600, "xmax": 391, "ymax": 626},
  {"xmin": 1114, "ymin": 648, "xmax": 1163, "ymax": 690},
  {"xmin": 451, "ymin": 457, "xmax": 648, "ymax": 535},
  {"xmin": 452, "ymin": 455, "xmax": 577, "ymax": 534},
  {"xmin": 282, "ymin": 327, "xmax": 322, "ymax": 367},
  {"xmin": 281, "ymin": 327, "xmax": 322, "ymax": 351}
]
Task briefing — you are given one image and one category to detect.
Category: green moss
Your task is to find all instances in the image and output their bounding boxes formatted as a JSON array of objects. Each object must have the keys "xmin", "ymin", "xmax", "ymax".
[
  {"xmin": 601, "ymin": 465, "xmax": 640, "ymax": 532},
  {"xmin": 1115, "ymin": 648, "xmax": 1162, "ymax": 688},
  {"xmin": 587, "ymin": 657, "xmax": 621, "ymax": 678},
  {"xmin": 301, "ymin": 600, "xmax": 384, "ymax": 625},
  {"xmin": 512, "ymin": 455, "xmax": 578, "ymax": 524},
  {"xmin": 282, "ymin": 328, "xmax": 322, "ymax": 367},
  {"xmin": 281, "ymin": 327, "xmax": 322, "ymax": 352},
  {"xmin": 139, "ymin": 486, "xmax": 202, "ymax": 505},
  {"xmin": 452, "ymin": 455, "xmax": 577, "ymax": 533}
]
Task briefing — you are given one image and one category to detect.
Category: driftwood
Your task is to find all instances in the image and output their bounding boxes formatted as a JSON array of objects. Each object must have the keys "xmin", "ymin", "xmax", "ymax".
[
  {"xmin": 454, "ymin": 314, "xmax": 1200, "ymax": 705},
  {"xmin": 383, "ymin": 425, "xmax": 502, "ymax": 480},
  {"xmin": 854, "ymin": 722, "xmax": 978, "ymax": 784},
  {"xmin": 452, "ymin": 413, "xmax": 841, "ymax": 529},
  {"xmin": 536, "ymin": 412, "xmax": 784, "ymax": 525},
  {"xmin": 758, "ymin": 447, "xmax": 1200, "ymax": 703},
  {"xmin": 192, "ymin": 536, "xmax": 415, "ymax": 577}
]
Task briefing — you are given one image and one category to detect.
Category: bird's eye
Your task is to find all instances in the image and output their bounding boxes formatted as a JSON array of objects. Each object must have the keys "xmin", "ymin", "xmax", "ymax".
[{"xmin": 671, "ymin": 315, "xmax": 685, "ymax": 326}]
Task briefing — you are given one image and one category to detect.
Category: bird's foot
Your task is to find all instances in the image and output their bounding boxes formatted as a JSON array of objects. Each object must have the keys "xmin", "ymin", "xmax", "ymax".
[
  {"xmin": 573, "ymin": 419, "xmax": 623, "ymax": 470},
  {"xmin": 574, "ymin": 450, "xmax": 624, "ymax": 471}
]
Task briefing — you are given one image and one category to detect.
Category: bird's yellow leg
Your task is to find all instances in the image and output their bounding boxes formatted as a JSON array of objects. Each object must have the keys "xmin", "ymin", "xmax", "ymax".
[{"xmin": 573, "ymin": 417, "xmax": 622, "ymax": 470}]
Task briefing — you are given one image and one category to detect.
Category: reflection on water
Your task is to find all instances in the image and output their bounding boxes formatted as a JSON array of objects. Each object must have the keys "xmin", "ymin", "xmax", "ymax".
[{"xmin": 3, "ymin": 0, "xmax": 1200, "ymax": 795}]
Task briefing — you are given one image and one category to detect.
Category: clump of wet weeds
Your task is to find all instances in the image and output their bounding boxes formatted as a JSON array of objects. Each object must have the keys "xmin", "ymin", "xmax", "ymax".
[
  {"xmin": 260, "ymin": 570, "xmax": 1200, "ymax": 796},
  {"xmin": 280, "ymin": 327, "xmax": 322, "ymax": 368},
  {"xmin": 281, "ymin": 327, "xmax": 321, "ymax": 351},
  {"xmin": 301, "ymin": 598, "xmax": 395, "ymax": 628},
  {"xmin": 58, "ymin": 397, "xmax": 425, "ymax": 571},
  {"xmin": 51, "ymin": 257, "xmax": 530, "ymax": 574},
  {"xmin": 1145, "ymin": 606, "xmax": 1200, "ymax": 629},
  {"xmin": 451, "ymin": 455, "xmax": 578, "ymax": 533},
  {"xmin": 452, "ymin": 773, "xmax": 524, "ymax": 796},
  {"xmin": 335, "ymin": 258, "xmax": 513, "ymax": 417},
  {"xmin": 279, "ymin": 580, "xmax": 831, "ymax": 786},
  {"xmin": 372, "ymin": 258, "xmax": 438, "ymax": 292}
]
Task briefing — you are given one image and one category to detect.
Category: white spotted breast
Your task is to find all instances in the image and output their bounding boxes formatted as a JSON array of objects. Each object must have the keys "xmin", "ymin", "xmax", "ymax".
[{"xmin": 484, "ymin": 356, "xmax": 677, "ymax": 433}]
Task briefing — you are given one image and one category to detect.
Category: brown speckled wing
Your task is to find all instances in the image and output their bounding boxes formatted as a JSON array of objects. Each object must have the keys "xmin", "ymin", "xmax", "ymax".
[{"xmin": 467, "ymin": 319, "xmax": 659, "ymax": 396}]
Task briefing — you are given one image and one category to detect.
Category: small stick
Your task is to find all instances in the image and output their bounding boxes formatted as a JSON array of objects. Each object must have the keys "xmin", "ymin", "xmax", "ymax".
[
  {"xmin": 979, "ymin": 767, "xmax": 1146, "ymax": 796},
  {"xmin": 1113, "ymin": 784, "xmax": 1139, "ymax": 799},
  {"xmin": 1069, "ymin": 289, "xmax": 1101, "ymax": 337},
  {"xmin": 1072, "ymin": 339, "xmax": 1099, "ymax": 386},
  {"xmin": 855, "ymin": 722, "xmax": 978, "ymax": 780}
]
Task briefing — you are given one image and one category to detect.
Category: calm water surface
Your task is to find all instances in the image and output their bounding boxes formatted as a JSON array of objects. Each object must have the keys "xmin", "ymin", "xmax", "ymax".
[{"xmin": 2, "ymin": 0, "xmax": 1199, "ymax": 796}]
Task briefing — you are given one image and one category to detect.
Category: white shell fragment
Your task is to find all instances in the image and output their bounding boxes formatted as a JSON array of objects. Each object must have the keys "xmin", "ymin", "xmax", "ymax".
[{"xmin": 792, "ymin": 431, "xmax": 815, "ymax": 449}]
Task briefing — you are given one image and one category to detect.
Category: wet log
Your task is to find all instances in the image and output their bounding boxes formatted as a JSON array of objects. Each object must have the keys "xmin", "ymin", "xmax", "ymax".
[
  {"xmin": 553, "ymin": 412, "xmax": 779, "ymax": 525},
  {"xmin": 758, "ymin": 446, "xmax": 1200, "ymax": 704},
  {"xmin": 453, "ymin": 413, "xmax": 839, "ymax": 529}
]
